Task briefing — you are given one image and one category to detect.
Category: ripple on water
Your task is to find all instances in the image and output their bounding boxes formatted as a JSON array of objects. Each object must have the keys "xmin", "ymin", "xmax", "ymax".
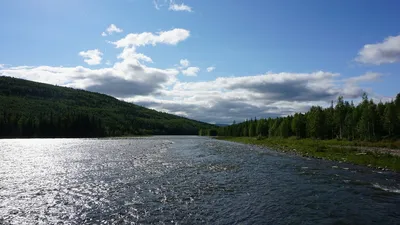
[{"xmin": 0, "ymin": 136, "xmax": 399, "ymax": 224}]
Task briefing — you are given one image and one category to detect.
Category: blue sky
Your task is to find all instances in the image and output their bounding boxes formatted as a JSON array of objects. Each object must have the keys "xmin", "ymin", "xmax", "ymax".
[{"xmin": 1, "ymin": 0, "xmax": 400, "ymax": 123}]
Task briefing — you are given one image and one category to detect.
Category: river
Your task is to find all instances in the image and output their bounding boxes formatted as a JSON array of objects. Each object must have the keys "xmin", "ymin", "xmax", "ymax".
[{"xmin": 0, "ymin": 136, "xmax": 399, "ymax": 224}]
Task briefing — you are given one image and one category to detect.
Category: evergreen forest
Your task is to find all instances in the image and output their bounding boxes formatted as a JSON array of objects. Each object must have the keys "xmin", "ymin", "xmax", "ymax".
[
  {"xmin": 0, "ymin": 76, "xmax": 215, "ymax": 137},
  {"xmin": 201, "ymin": 93, "xmax": 400, "ymax": 141}
]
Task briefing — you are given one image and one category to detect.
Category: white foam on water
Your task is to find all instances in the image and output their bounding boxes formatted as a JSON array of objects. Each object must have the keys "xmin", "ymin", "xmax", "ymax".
[{"xmin": 372, "ymin": 183, "xmax": 400, "ymax": 194}]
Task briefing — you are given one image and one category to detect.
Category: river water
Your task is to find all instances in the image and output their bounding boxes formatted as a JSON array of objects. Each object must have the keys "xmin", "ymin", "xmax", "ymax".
[{"xmin": 0, "ymin": 136, "xmax": 399, "ymax": 224}]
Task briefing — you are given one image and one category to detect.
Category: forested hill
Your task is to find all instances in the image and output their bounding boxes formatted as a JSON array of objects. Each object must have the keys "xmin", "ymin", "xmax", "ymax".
[{"xmin": 0, "ymin": 76, "xmax": 215, "ymax": 137}]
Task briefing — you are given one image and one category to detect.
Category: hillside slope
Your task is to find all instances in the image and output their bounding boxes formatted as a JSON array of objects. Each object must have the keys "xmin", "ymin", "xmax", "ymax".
[{"xmin": 0, "ymin": 76, "xmax": 215, "ymax": 137}]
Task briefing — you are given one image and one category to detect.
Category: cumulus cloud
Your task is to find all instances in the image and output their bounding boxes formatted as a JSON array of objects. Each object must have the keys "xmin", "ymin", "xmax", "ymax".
[
  {"xmin": 101, "ymin": 24, "xmax": 123, "ymax": 36},
  {"xmin": 169, "ymin": 1, "xmax": 192, "ymax": 12},
  {"xmin": 206, "ymin": 66, "xmax": 215, "ymax": 72},
  {"xmin": 0, "ymin": 63, "xmax": 179, "ymax": 98},
  {"xmin": 113, "ymin": 28, "xmax": 190, "ymax": 48},
  {"xmin": 182, "ymin": 67, "xmax": 200, "ymax": 76},
  {"xmin": 173, "ymin": 71, "xmax": 349, "ymax": 101},
  {"xmin": 117, "ymin": 47, "xmax": 153, "ymax": 63},
  {"xmin": 356, "ymin": 35, "xmax": 400, "ymax": 65},
  {"xmin": 180, "ymin": 59, "xmax": 190, "ymax": 67},
  {"xmin": 1, "ymin": 28, "xmax": 189, "ymax": 97},
  {"xmin": 178, "ymin": 59, "xmax": 200, "ymax": 76},
  {"xmin": 126, "ymin": 92, "xmax": 330, "ymax": 124},
  {"xmin": 79, "ymin": 49, "xmax": 103, "ymax": 65},
  {"xmin": 120, "ymin": 71, "xmax": 370, "ymax": 123},
  {"xmin": 214, "ymin": 72, "xmax": 344, "ymax": 101},
  {"xmin": 85, "ymin": 71, "xmax": 172, "ymax": 97}
]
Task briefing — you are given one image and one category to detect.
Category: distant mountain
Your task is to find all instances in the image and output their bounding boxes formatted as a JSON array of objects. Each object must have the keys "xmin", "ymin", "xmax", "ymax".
[
  {"xmin": 0, "ymin": 76, "xmax": 216, "ymax": 137},
  {"xmin": 215, "ymin": 124, "xmax": 230, "ymax": 127}
]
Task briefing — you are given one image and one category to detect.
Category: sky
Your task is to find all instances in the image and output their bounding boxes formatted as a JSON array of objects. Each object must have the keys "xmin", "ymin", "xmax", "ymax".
[{"xmin": 1, "ymin": 0, "xmax": 400, "ymax": 124}]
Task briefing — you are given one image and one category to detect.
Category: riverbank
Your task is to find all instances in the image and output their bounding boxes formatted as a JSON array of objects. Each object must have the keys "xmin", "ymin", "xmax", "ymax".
[{"xmin": 216, "ymin": 137, "xmax": 400, "ymax": 172}]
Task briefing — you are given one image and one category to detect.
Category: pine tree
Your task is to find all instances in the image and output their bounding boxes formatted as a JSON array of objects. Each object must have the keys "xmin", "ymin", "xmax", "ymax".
[
  {"xmin": 269, "ymin": 119, "xmax": 281, "ymax": 138},
  {"xmin": 249, "ymin": 122, "xmax": 256, "ymax": 137},
  {"xmin": 384, "ymin": 102, "xmax": 398, "ymax": 136},
  {"xmin": 291, "ymin": 113, "xmax": 306, "ymax": 138},
  {"xmin": 307, "ymin": 106, "xmax": 325, "ymax": 139},
  {"xmin": 279, "ymin": 118, "xmax": 290, "ymax": 138},
  {"xmin": 334, "ymin": 96, "xmax": 346, "ymax": 139}
]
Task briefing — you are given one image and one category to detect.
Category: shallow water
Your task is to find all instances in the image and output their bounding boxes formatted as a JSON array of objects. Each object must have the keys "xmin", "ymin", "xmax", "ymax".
[{"xmin": 0, "ymin": 136, "xmax": 399, "ymax": 224}]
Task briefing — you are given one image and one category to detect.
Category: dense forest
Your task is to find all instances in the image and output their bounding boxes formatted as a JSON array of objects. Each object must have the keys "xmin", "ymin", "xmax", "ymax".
[
  {"xmin": 201, "ymin": 93, "xmax": 400, "ymax": 141},
  {"xmin": 0, "ymin": 76, "xmax": 215, "ymax": 137}
]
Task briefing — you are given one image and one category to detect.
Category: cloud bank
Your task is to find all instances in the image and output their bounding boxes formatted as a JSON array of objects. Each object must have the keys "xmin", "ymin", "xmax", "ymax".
[{"xmin": 0, "ymin": 28, "xmax": 386, "ymax": 124}]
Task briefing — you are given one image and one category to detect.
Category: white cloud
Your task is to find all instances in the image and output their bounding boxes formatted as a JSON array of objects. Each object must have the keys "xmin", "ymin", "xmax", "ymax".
[
  {"xmin": 0, "ymin": 60, "xmax": 373, "ymax": 123},
  {"xmin": 206, "ymin": 66, "xmax": 215, "ymax": 72},
  {"xmin": 127, "ymin": 71, "xmax": 371, "ymax": 123},
  {"xmin": 0, "ymin": 64, "xmax": 5, "ymax": 69},
  {"xmin": 171, "ymin": 71, "xmax": 345, "ymax": 101},
  {"xmin": 356, "ymin": 35, "xmax": 400, "ymax": 65},
  {"xmin": 79, "ymin": 49, "xmax": 103, "ymax": 65},
  {"xmin": 1, "ymin": 55, "xmax": 178, "ymax": 98},
  {"xmin": 113, "ymin": 28, "xmax": 190, "ymax": 48},
  {"xmin": 182, "ymin": 67, "xmax": 200, "ymax": 76},
  {"xmin": 180, "ymin": 59, "xmax": 190, "ymax": 67},
  {"xmin": 101, "ymin": 24, "xmax": 123, "ymax": 36},
  {"xmin": 1, "ymin": 29, "xmax": 188, "ymax": 97},
  {"xmin": 346, "ymin": 72, "xmax": 382, "ymax": 83},
  {"xmin": 169, "ymin": 2, "xmax": 192, "ymax": 12},
  {"xmin": 117, "ymin": 47, "xmax": 153, "ymax": 63}
]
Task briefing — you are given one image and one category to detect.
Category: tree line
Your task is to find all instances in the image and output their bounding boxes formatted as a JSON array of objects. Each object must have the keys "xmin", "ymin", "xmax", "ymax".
[
  {"xmin": 0, "ymin": 110, "xmax": 209, "ymax": 138},
  {"xmin": 0, "ymin": 111, "xmax": 106, "ymax": 138},
  {"xmin": 200, "ymin": 93, "xmax": 400, "ymax": 141}
]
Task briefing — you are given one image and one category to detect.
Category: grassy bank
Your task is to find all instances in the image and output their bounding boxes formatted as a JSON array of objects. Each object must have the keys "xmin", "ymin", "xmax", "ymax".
[{"xmin": 216, "ymin": 137, "xmax": 400, "ymax": 172}]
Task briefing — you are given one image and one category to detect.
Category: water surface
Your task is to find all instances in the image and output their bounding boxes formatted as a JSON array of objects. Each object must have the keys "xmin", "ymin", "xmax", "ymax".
[{"xmin": 1, "ymin": 136, "xmax": 399, "ymax": 224}]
